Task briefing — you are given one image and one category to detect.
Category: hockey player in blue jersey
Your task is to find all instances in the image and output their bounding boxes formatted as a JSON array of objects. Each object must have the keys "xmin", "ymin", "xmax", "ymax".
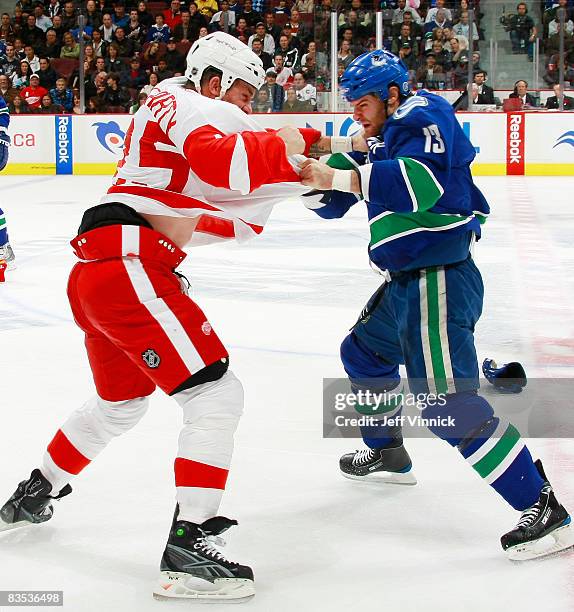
[
  {"xmin": 0, "ymin": 95, "xmax": 15, "ymax": 269},
  {"xmin": 300, "ymin": 50, "xmax": 572, "ymax": 560}
]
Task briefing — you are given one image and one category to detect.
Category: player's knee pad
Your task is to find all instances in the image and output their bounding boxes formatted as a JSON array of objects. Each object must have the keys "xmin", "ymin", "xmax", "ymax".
[
  {"xmin": 421, "ymin": 391, "xmax": 494, "ymax": 446},
  {"xmin": 174, "ymin": 370, "xmax": 244, "ymax": 435},
  {"xmin": 340, "ymin": 332, "xmax": 398, "ymax": 382},
  {"xmin": 76, "ymin": 395, "xmax": 150, "ymax": 441}
]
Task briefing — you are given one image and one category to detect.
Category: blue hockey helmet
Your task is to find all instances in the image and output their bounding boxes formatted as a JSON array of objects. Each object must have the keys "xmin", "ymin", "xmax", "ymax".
[{"xmin": 340, "ymin": 50, "xmax": 411, "ymax": 103}]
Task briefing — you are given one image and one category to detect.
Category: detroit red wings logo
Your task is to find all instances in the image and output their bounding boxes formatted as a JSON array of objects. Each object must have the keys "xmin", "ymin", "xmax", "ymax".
[{"xmin": 142, "ymin": 348, "xmax": 161, "ymax": 368}]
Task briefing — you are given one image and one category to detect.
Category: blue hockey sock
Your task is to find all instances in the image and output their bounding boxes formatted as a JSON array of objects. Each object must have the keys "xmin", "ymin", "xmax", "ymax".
[
  {"xmin": 459, "ymin": 417, "xmax": 544, "ymax": 510},
  {"xmin": 0, "ymin": 208, "xmax": 7, "ymax": 245}
]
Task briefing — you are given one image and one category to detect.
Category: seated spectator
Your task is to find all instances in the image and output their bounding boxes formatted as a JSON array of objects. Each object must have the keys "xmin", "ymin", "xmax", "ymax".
[
  {"xmin": 126, "ymin": 8, "xmax": 147, "ymax": 47},
  {"xmin": 23, "ymin": 45, "xmax": 40, "ymax": 73},
  {"xmin": 86, "ymin": 95, "xmax": 104, "ymax": 113},
  {"xmin": 37, "ymin": 56, "xmax": 57, "ymax": 89},
  {"xmin": 231, "ymin": 17, "xmax": 251, "ymax": 41},
  {"xmin": 13, "ymin": 40, "xmax": 26, "ymax": 62},
  {"xmin": 248, "ymin": 22, "xmax": 275, "ymax": 55},
  {"xmin": 34, "ymin": 4, "xmax": 53, "ymax": 33},
  {"xmin": 277, "ymin": 34, "xmax": 299, "ymax": 71},
  {"xmin": 293, "ymin": 71, "xmax": 316, "ymax": 107},
  {"xmin": 453, "ymin": 11, "xmax": 479, "ymax": 45},
  {"xmin": 506, "ymin": 2, "xmax": 537, "ymax": 61},
  {"xmin": 210, "ymin": 0, "xmax": 236, "ymax": 33},
  {"xmin": 189, "ymin": 3, "xmax": 209, "ymax": 33},
  {"xmin": 549, "ymin": 13, "xmax": 574, "ymax": 36},
  {"xmin": 293, "ymin": 0, "xmax": 313, "ymax": 13},
  {"xmin": 263, "ymin": 11, "xmax": 281, "ymax": 43},
  {"xmin": 250, "ymin": 38, "xmax": 272, "ymax": 70},
  {"xmin": 86, "ymin": 0, "xmax": 102, "ymax": 31},
  {"xmin": 140, "ymin": 71, "xmax": 159, "ymax": 95},
  {"xmin": 339, "ymin": 9, "xmax": 370, "ymax": 47},
  {"xmin": 155, "ymin": 58, "xmax": 173, "ymax": 82},
  {"xmin": 473, "ymin": 70, "xmax": 495, "ymax": 104},
  {"xmin": 114, "ymin": 27, "xmax": 135, "ymax": 57},
  {"xmin": 286, "ymin": 8, "xmax": 311, "ymax": 47},
  {"xmin": 1, "ymin": 44, "xmax": 20, "ymax": 81},
  {"xmin": 392, "ymin": 23, "xmax": 418, "ymax": 57},
  {"xmin": 452, "ymin": 54, "xmax": 471, "ymax": 88},
  {"xmin": 543, "ymin": 57, "xmax": 574, "ymax": 87},
  {"xmin": 430, "ymin": 40, "xmax": 450, "ymax": 69},
  {"xmin": 400, "ymin": 12, "xmax": 423, "ymax": 40},
  {"xmin": 453, "ymin": 83, "xmax": 480, "ymax": 110},
  {"xmin": 104, "ymin": 42, "xmax": 123, "ymax": 73},
  {"xmin": 508, "ymin": 79, "xmax": 538, "ymax": 107},
  {"xmin": 424, "ymin": 27, "xmax": 444, "ymax": 52},
  {"xmin": 282, "ymin": 86, "xmax": 312, "ymax": 112},
  {"xmin": 38, "ymin": 92, "xmax": 64, "ymax": 113},
  {"xmin": 93, "ymin": 56, "xmax": 106, "ymax": 75},
  {"xmin": 46, "ymin": 0, "xmax": 60, "ymax": 20},
  {"xmin": 0, "ymin": 12, "xmax": 16, "ymax": 42},
  {"xmin": 60, "ymin": 31, "xmax": 80, "ymax": 58},
  {"xmin": 12, "ymin": 60, "xmax": 32, "ymax": 88},
  {"xmin": 301, "ymin": 40, "xmax": 328, "ymax": 82},
  {"xmin": 51, "ymin": 15, "xmax": 65, "ymax": 42},
  {"xmin": 21, "ymin": 14, "xmax": 46, "ymax": 49},
  {"xmin": 426, "ymin": 0, "xmax": 453, "ymax": 25},
  {"xmin": 49, "ymin": 76, "xmax": 73, "ymax": 111},
  {"xmin": 398, "ymin": 42, "xmax": 417, "ymax": 71},
  {"xmin": 9, "ymin": 93, "xmax": 30, "ymax": 113},
  {"xmin": 130, "ymin": 90, "xmax": 148, "ymax": 114},
  {"xmin": 71, "ymin": 59, "xmax": 95, "ymax": 89},
  {"xmin": 424, "ymin": 9, "xmax": 452, "ymax": 36},
  {"xmin": 61, "ymin": 0, "xmax": 77, "ymax": 32},
  {"xmin": 0, "ymin": 74, "xmax": 18, "ymax": 104},
  {"xmin": 85, "ymin": 69, "xmax": 107, "ymax": 99},
  {"xmin": 100, "ymin": 13, "xmax": 117, "ymax": 43},
  {"xmin": 141, "ymin": 40, "xmax": 164, "ymax": 72},
  {"xmin": 120, "ymin": 56, "xmax": 147, "ymax": 88},
  {"xmin": 112, "ymin": 3, "xmax": 129, "ymax": 29},
  {"xmin": 164, "ymin": 37, "xmax": 185, "ymax": 73},
  {"xmin": 253, "ymin": 86, "xmax": 271, "ymax": 112},
  {"xmin": 20, "ymin": 73, "xmax": 47, "ymax": 108},
  {"xmin": 449, "ymin": 36, "xmax": 468, "ymax": 67},
  {"xmin": 415, "ymin": 54, "xmax": 445, "ymax": 89},
  {"xmin": 196, "ymin": 0, "xmax": 219, "ymax": 20},
  {"xmin": 72, "ymin": 92, "xmax": 82, "ymax": 114},
  {"xmin": 91, "ymin": 29, "xmax": 108, "ymax": 58},
  {"xmin": 545, "ymin": 82, "xmax": 574, "ymax": 109},
  {"xmin": 337, "ymin": 40, "xmax": 355, "ymax": 69},
  {"xmin": 472, "ymin": 51, "xmax": 483, "ymax": 73},
  {"xmin": 102, "ymin": 71, "xmax": 130, "ymax": 108},
  {"xmin": 261, "ymin": 67, "xmax": 284, "ymax": 112},
  {"xmin": 339, "ymin": 27, "xmax": 365, "ymax": 58},
  {"xmin": 273, "ymin": 0, "xmax": 290, "ymax": 18},
  {"xmin": 163, "ymin": 0, "xmax": 182, "ymax": 31},
  {"xmin": 452, "ymin": 0, "xmax": 470, "ymax": 24},
  {"xmin": 392, "ymin": 0, "xmax": 423, "ymax": 27},
  {"xmin": 147, "ymin": 14, "xmax": 171, "ymax": 43},
  {"xmin": 137, "ymin": 0, "xmax": 154, "ymax": 30},
  {"xmin": 173, "ymin": 9, "xmax": 197, "ymax": 43}
]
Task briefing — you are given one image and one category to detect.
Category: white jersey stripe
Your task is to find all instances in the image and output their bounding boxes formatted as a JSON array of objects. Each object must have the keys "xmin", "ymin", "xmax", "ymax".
[
  {"xmin": 121, "ymin": 225, "xmax": 140, "ymax": 257},
  {"xmin": 229, "ymin": 134, "xmax": 250, "ymax": 195},
  {"xmin": 122, "ymin": 258, "xmax": 206, "ymax": 374},
  {"xmin": 437, "ymin": 268, "xmax": 456, "ymax": 393}
]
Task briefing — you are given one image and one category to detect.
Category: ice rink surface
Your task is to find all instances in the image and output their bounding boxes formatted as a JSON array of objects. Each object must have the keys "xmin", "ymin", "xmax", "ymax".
[{"xmin": 0, "ymin": 175, "xmax": 573, "ymax": 612}]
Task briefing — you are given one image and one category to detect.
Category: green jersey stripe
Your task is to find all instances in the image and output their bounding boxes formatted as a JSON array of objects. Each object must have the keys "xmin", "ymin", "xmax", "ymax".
[
  {"xmin": 472, "ymin": 424, "xmax": 521, "ymax": 479},
  {"xmin": 369, "ymin": 211, "xmax": 474, "ymax": 250},
  {"xmin": 326, "ymin": 152, "xmax": 360, "ymax": 171},
  {"xmin": 398, "ymin": 157, "xmax": 444, "ymax": 212}
]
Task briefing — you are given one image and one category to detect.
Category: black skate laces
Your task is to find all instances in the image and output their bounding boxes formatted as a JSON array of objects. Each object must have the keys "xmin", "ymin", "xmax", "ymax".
[
  {"xmin": 352, "ymin": 448, "xmax": 376, "ymax": 466},
  {"xmin": 515, "ymin": 485, "xmax": 552, "ymax": 530}
]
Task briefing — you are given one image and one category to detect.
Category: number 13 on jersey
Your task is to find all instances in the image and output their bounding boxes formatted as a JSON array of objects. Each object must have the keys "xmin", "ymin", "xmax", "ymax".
[{"xmin": 422, "ymin": 124, "xmax": 445, "ymax": 154}]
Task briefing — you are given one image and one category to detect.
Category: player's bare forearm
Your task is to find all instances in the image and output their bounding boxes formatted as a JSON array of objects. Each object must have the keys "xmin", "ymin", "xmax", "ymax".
[
  {"xmin": 308, "ymin": 136, "xmax": 333, "ymax": 157},
  {"xmin": 308, "ymin": 132, "xmax": 369, "ymax": 158}
]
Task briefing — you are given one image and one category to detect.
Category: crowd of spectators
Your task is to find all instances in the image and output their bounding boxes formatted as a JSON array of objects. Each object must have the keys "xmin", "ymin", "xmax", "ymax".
[{"xmin": 0, "ymin": 0, "xmax": 571, "ymax": 115}]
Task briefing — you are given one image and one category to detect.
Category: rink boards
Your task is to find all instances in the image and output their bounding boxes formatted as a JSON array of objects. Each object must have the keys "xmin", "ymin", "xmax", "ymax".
[{"xmin": 3, "ymin": 111, "xmax": 574, "ymax": 176}]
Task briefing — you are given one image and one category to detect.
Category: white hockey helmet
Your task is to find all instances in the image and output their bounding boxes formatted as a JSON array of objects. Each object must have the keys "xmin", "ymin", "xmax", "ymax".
[{"xmin": 185, "ymin": 31, "xmax": 265, "ymax": 97}]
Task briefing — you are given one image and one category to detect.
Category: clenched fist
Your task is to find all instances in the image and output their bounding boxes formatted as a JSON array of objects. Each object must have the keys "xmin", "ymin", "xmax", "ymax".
[
  {"xmin": 277, "ymin": 126, "xmax": 306, "ymax": 156},
  {"xmin": 299, "ymin": 158, "xmax": 335, "ymax": 190}
]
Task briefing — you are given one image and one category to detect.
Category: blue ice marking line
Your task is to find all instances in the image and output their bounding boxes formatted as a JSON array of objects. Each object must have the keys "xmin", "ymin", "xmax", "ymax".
[
  {"xmin": 462, "ymin": 122, "xmax": 480, "ymax": 154},
  {"xmin": 55, "ymin": 115, "xmax": 73, "ymax": 175}
]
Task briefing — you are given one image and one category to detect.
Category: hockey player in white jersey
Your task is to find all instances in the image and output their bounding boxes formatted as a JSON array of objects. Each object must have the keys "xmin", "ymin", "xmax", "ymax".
[{"xmin": 1, "ymin": 33, "xmax": 323, "ymax": 603}]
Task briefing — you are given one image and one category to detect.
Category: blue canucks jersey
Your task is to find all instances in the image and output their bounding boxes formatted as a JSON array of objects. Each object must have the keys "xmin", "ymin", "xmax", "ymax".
[{"xmin": 309, "ymin": 90, "xmax": 490, "ymax": 272}]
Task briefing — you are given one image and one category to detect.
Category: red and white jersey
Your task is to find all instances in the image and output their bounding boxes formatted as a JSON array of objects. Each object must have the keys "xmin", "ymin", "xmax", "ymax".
[{"xmin": 101, "ymin": 77, "xmax": 319, "ymax": 245}]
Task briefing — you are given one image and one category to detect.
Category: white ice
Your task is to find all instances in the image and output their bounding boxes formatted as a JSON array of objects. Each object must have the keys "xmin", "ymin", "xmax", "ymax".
[{"xmin": 0, "ymin": 176, "xmax": 573, "ymax": 612}]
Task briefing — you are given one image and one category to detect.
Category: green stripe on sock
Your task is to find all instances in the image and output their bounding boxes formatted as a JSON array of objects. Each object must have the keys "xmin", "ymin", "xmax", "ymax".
[
  {"xmin": 425, "ymin": 268, "xmax": 448, "ymax": 395},
  {"xmin": 355, "ymin": 392, "xmax": 404, "ymax": 415},
  {"xmin": 472, "ymin": 424, "xmax": 521, "ymax": 478},
  {"xmin": 0, "ymin": 217, "xmax": 6, "ymax": 228},
  {"xmin": 399, "ymin": 157, "xmax": 443, "ymax": 211}
]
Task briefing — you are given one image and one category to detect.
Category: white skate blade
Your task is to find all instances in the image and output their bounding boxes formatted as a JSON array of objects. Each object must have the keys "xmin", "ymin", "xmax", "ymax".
[
  {"xmin": 341, "ymin": 469, "xmax": 417, "ymax": 485},
  {"xmin": 0, "ymin": 518, "xmax": 36, "ymax": 533},
  {"xmin": 506, "ymin": 522, "xmax": 574, "ymax": 561},
  {"xmin": 153, "ymin": 572, "xmax": 255, "ymax": 603}
]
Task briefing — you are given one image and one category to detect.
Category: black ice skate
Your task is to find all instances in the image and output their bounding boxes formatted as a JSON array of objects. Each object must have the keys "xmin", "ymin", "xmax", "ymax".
[
  {"xmin": 0, "ymin": 241, "xmax": 15, "ymax": 270},
  {"xmin": 153, "ymin": 513, "xmax": 255, "ymax": 602},
  {"xmin": 501, "ymin": 460, "xmax": 573, "ymax": 560},
  {"xmin": 340, "ymin": 440, "xmax": 417, "ymax": 485},
  {"xmin": 0, "ymin": 469, "xmax": 72, "ymax": 533}
]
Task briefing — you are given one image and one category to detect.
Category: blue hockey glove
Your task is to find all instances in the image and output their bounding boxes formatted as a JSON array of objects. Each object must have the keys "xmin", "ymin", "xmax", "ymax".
[
  {"xmin": 0, "ymin": 129, "xmax": 10, "ymax": 171},
  {"xmin": 482, "ymin": 358, "xmax": 527, "ymax": 394}
]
